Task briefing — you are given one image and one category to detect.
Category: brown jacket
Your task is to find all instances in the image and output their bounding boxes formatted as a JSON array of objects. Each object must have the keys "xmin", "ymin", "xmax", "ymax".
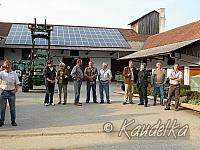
[{"xmin": 123, "ymin": 66, "xmax": 138, "ymax": 84}]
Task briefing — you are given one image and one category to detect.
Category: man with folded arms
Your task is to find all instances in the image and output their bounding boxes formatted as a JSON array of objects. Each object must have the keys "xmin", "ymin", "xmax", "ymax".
[
  {"xmin": 84, "ymin": 61, "xmax": 98, "ymax": 103},
  {"xmin": 165, "ymin": 63, "xmax": 182, "ymax": 111}
]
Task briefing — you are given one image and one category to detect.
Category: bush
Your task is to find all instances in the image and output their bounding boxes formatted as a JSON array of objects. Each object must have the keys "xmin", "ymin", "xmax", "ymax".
[
  {"xmin": 180, "ymin": 91, "xmax": 200, "ymax": 105},
  {"xmin": 180, "ymin": 85, "xmax": 191, "ymax": 97}
]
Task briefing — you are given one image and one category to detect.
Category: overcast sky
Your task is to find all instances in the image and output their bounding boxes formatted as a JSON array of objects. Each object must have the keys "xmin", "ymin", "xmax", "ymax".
[{"xmin": 0, "ymin": 0, "xmax": 199, "ymax": 31}]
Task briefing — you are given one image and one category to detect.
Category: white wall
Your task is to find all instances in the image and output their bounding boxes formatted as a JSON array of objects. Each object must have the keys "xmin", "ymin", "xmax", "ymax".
[
  {"xmin": 2, "ymin": 48, "xmax": 132, "ymax": 73},
  {"xmin": 0, "ymin": 48, "xmax": 22, "ymax": 64},
  {"xmin": 46, "ymin": 50, "xmax": 130, "ymax": 71}
]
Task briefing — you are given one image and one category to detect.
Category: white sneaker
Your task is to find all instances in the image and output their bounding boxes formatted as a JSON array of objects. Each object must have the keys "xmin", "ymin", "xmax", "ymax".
[
  {"xmin": 51, "ymin": 103, "xmax": 55, "ymax": 106},
  {"xmin": 44, "ymin": 103, "xmax": 50, "ymax": 106}
]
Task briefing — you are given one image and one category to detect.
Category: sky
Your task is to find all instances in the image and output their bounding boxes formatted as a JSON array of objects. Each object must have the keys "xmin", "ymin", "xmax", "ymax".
[{"xmin": 0, "ymin": 0, "xmax": 199, "ymax": 31}]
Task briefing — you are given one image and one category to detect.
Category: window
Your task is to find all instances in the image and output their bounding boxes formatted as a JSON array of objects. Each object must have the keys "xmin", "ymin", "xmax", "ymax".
[
  {"xmin": 0, "ymin": 48, "xmax": 4, "ymax": 60},
  {"xmin": 22, "ymin": 49, "xmax": 31, "ymax": 60},
  {"xmin": 70, "ymin": 50, "xmax": 79, "ymax": 57}
]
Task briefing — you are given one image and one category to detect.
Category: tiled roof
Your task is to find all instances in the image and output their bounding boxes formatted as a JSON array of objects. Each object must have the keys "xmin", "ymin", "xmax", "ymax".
[
  {"xmin": 0, "ymin": 22, "xmax": 12, "ymax": 37},
  {"xmin": 143, "ymin": 20, "xmax": 200, "ymax": 49},
  {"xmin": 118, "ymin": 29, "xmax": 148, "ymax": 42}
]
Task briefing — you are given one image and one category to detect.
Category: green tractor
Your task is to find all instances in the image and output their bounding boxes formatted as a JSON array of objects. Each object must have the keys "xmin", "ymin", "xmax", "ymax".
[{"xmin": 18, "ymin": 18, "xmax": 53, "ymax": 92}]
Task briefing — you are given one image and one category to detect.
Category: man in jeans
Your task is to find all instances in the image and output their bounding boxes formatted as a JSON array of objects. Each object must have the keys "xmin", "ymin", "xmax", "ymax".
[
  {"xmin": 84, "ymin": 61, "xmax": 98, "ymax": 103},
  {"xmin": 0, "ymin": 60, "xmax": 20, "ymax": 127},
  {"xmin": 56, "ymin": 63, "xmax": 70, "ymax": 105},
  {"xmin": 71, "ymin": 59, "xmax": 83, "ymax": 106},
  {"xmin": 165, "ymin": 63, "xmax": 182, "ymax": 111},
  {"xmin": 151, "ymin": 62, "xmax": 166, "ymax": 106},
  {"xmin": 98, "ymin": 63, "xmax": 112, "ymax": 104}
]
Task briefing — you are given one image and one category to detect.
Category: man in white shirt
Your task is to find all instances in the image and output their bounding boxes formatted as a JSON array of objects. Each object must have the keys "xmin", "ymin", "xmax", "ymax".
[
  {"xmin": 0, "ymin": 60, "xmax": 20, "ymax": 127},
  {"xmin": 98, "ymin": 63, "xmax": 112, "ymax": 104},
  {"xmin": 165, "ymin": 63, "xmax": 182, "ymax": 111}
]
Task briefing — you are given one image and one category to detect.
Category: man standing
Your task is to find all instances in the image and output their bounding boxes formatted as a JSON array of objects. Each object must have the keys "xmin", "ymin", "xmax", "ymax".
[
  {"xmin": 98, "ymin": 63, "xmax": 112, "ymax": 104},
  {"xmin": 44, "ymin": 59, "xmax": 56, "ymax": 106},
  {"xmin": 71, "ymin": 59, "xmax": 83, "ymax": 106},
  {"xmin": 137, "ymin": 63, "xmax": 149, "ymax": 107},
  {"xmin": 56, "ymin": 63, "xmax": 70, "ymax": 105},
  {"xmin": 165, "ymin": 63, "xmax": 182, "ymax": 111},
  {"xmin": 151, "ymin": 62, "xmax": 166, "ymax": 106},
  {"xmin": 0, "ymin": 60, "xmax": 20, "ymax": 127},
  {"xmin": 122, "ymin": 60, "xmax": 138, "ymax": 105},
  {"xmin": 84, "ymin": 61, "xmax": 98, "ymax": 103}
]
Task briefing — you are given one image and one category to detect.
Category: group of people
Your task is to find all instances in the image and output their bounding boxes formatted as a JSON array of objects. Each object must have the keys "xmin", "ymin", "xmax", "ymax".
[
  {"xmin": 0, "ymin": 58, "xmax": 182, "ymax": 127},
  {"xmin": 44, "ymin": 58, "xmax": 182, "ymax": 111},
  {"xmin": 123, "ymin": 60, "xmax": 182, "ymax": 111},
  {"xmin": 43, "ymin": 59, "xmax": 112, "ymax": 107}
]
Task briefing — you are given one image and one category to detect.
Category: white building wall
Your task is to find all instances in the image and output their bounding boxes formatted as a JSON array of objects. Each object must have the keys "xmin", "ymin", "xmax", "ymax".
[
  {"xmin": 0, "ymin": 48, "xmax": 22, "ymax": 64},
  {"xmin": 3, "ymin": 48, "xmax": 133, "ymax": 73}
]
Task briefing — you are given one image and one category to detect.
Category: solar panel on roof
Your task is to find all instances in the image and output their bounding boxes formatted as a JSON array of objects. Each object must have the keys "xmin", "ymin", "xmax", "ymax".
[{"xmin": 5, "ymin": 24, "xmax": 130, "ymax": 48}]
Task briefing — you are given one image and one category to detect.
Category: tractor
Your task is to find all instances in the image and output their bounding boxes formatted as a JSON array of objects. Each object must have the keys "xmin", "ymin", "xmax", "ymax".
[{"xmin": 14, "ymin": 19, "xmax": 53, "ymax": 92}]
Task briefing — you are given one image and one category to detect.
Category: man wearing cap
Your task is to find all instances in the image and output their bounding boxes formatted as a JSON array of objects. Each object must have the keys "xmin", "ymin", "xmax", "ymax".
[
  {"xmin": 56, "ymin": 62, "xmax": 70, "ymax": 105},
  {"xmin": 0, "ymin": 60, "xmax": 20, "ymax": 127}
]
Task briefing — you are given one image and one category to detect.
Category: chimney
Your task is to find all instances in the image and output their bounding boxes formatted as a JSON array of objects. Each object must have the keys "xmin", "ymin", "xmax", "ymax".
[{"xmin": 159, "ymin": 8, "xmax": 166, "ymax": 33}]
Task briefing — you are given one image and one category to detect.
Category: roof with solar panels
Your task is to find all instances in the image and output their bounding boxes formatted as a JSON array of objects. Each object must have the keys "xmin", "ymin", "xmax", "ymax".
[{"xmin": 0, "ymin": 22, "xmax": 147, "ymax": 52}]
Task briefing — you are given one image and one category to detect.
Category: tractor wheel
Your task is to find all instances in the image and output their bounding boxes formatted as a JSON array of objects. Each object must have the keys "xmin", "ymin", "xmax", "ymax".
[
  {"xmin": 29, "ymin": 77, "xmax": 33, "ymax": 90},
  {"xmin": 22, "ymin": 75, "xmax": 30, "ymax": 92}
]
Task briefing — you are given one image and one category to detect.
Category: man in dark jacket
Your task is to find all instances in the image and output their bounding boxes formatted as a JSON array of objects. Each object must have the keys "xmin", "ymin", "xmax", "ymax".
[
  {"xmin": 137, "ymin": 63, "xmax": 149, "ymax": 107},
  {"xmin": 56, "ymin": 63, "xmax": 70, "ymax": 105},
  {"xmin": 122, "ymin": 60, "xmax": 138, "ymax": 105},
  {"xmin": 43, "ymin": 59, "xmax": 57, "ymax": 106}
]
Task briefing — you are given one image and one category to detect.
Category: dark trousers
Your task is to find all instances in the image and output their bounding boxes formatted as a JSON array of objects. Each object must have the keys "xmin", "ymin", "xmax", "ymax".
[
  {"xmin": 0, "ymin": 93, "xmax": 16, "ymax": 123},
  {"xmin": 166, "ymin": 85, "xmax": 180, "ymax": 109},
  {"xmin": 44, "ymin": 82, "xmax": 55, "ymax": 104},
  {"xmin": 138, "ymin": 86, "xmax": 148, "ymax": 105},
  {"xmin": 74, "ymin": 80, "xmax": 82, "ymax": 103},
  {"xmin": 86, "ymin": 80, "xmax": 97, "ymax": 102}
]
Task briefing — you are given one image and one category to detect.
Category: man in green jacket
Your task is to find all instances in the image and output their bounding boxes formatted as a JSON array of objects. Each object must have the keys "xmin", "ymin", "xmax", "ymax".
[{"xmin": 56, "ymin": 63, "xmax": 70, "ymax": 105}]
